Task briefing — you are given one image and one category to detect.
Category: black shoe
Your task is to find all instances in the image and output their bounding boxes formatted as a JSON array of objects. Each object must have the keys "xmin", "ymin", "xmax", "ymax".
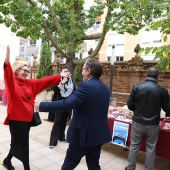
[
  {"xmin": 43, "ymin": 119, "xmax": 54, "ymax": 122},
  {"xmin": 3, "ymin": 158, "xmax": 15, "ymax": 170},
  {"xmin": 125, "ymin": 167, "xmax": 127, "ymax": 170},
  {"xmin": 49, "ymin": 145, "xmax": 55, "ymax": 149}
]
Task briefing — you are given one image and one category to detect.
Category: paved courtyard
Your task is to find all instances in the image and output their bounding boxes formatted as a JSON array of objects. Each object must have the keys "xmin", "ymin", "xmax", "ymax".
[{"xmin": 0, "ymin": 104, "xmax": 169, "ymax": 170}]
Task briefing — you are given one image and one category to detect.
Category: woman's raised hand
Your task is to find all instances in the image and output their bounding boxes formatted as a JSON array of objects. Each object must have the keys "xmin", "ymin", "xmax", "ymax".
[
  {"xmin": 5, "ymin": 46, "xmax": 10, "ymax": 65},
  {"xmin": 60, "ymin": 70, "xmax": 70, "ymax": 78}
]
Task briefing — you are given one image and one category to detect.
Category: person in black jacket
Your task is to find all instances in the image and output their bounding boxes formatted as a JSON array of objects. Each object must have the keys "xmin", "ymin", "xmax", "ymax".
[
  {"xmin": 48, "ymin": 67, "xmax": 75, "ymax": 149},
  {"xmin": 125, "ymin": 67, "xmax": 170, "ymax": 170}
]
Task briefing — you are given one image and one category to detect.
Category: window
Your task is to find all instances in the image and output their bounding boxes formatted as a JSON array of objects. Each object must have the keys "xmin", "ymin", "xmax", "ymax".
[
  {"xmin": 116, "ymin": 56, "xmax": 123, "ymax": 61},
  {"xmin": 80, "ymin": 53, "xmax": 82, "ymax": 59},
  {"xmin": 56, "ymin": 55, "xmax": 64, "ymax": 62},
  {"xmin": 19, "ymin": 54, "xmax": 25, "ymax": 58},
  {"xmin": 116, "ymin": 44, "xmax": 124, "ymax": 46},
  {"xmin": 20, "ymin": 46, "xmax": 25, "ymax": 54},
  {"xmin": 59, "ymin": 56, "xmax": 63, "ymax": 60},
  {"xmin": 93, "ymin": 20, "xmax": 101, "ymax": 30},
  {"xmin": 19, "ymin": 41, "xmax": 27, "ymax": 59},
  {"xmin": 20, "ymin": 41, "xmax": 25, "ymax": 46},
  {"xmin": 30, "ymin": 40, "xmax": 36, "ymax": 46},
  {"xmin": 108, "ymin": 56, "xmax": 118, "ymax": 63},
  {"xmin": 142, "ymin": 42, "xmax": 150, "ymax": 44},
  {"xmin": 95, "ymin": 40, "xmax": 99, "ymax": 47},
  {"xmin": 108, "ymin": 56, "xmax": 111, "ymax": 62},
  {"xmin": 153, "ymin": 40, "xmax": 161, "ymax": 43}
]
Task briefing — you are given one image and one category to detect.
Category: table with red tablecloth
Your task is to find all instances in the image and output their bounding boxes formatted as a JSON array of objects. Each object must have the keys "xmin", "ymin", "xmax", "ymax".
[{"xmin": 108, "ymin": 117, "xmax": 170, "ymax": 160}]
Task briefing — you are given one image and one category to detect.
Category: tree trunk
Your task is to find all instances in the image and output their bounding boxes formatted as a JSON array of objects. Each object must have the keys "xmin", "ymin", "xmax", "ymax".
[{"xmin": 65, "ymin": 59, "xmax": 76, "ymax": 78}]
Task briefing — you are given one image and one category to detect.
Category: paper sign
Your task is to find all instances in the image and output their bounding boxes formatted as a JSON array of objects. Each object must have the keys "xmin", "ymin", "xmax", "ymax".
[{"xmin": 112, "ymin": 121, "xmax": 129, "ymax": 147}]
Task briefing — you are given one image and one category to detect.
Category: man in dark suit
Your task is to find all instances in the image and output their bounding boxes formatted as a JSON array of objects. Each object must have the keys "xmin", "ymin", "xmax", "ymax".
[{"xmin": 35, "ymin": 58, "xmax": 112, "ymax": 170}]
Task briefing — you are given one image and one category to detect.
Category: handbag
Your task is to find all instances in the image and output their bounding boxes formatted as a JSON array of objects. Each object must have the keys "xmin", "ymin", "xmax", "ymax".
[
  {"xmin": 31, "ymin": 110, "xmax": 42, "ymax": 127},
  {"xmin": 19, "ymin": 85, "xmax": 42, "ymax": 127}
]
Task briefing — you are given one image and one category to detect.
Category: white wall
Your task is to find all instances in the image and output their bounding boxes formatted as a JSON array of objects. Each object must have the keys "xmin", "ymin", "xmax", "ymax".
[
  {"xmin": 84, "ymin": 0, "xmax": 93, "ymax": 10},
  {"xmin": 107, "ymin": 31, "xmax": 125, "ymax": 60},
  {"xmin": 140, "ymin": 30, "xmax": 162, "ymax": 60},
  {"xmin": 0, "ymin": 24, "xmax": 20, "ymax": 80}
]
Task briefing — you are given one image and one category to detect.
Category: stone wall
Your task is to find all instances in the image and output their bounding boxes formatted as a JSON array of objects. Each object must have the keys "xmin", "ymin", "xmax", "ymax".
[
  {"xmin": 101, "ymin": 56, "xmax": 170, "ymax": 107},
  {"xmin": 31, "ymin": 56, "xmax": 170, "ymax": 107}
]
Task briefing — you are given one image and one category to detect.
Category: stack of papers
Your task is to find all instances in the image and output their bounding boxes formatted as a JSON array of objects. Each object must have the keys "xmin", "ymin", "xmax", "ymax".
[
  {"xmin": 115, "ymin": 116, "xmax": 132, "ymax": 123},
  {"xmin": 163, "ymin": 123, "xmax": 170, "ymax": 130}
]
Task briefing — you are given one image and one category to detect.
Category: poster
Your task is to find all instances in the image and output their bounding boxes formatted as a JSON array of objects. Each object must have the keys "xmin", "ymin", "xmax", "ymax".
[{"xmin": 112, "ymin": 121, "xmax": 129, "ymax": 147}]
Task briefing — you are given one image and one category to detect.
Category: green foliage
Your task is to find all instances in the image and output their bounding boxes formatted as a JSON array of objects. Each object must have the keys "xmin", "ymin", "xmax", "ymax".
[
  {"xmin": 150, "ymin": 20, "xmax": 162, "ymax": 30},
  {"xmin": 140, "ymin": 44, "xmax": 170, "ymax": 71},
  {"xmin": 145, "ymin": 47, "xmax": 153, "ymax": 55},
  {"xmin": 155, "ymin": 45, "xmax": 170, "ymax": 71},
  {"xmin": 0, "ymin": 0, "xmax": 169, "ymax": 71},
  {"xmin": 36, "ymin": 41, "xmax": 52, "ymax": 79},
  {"xmin": 0, "ymin": 0, "xmax": 167, "ymax": 50},
  {"xmin": 143, "ymin": 1, "xmax": 170, "ymax": 71}
]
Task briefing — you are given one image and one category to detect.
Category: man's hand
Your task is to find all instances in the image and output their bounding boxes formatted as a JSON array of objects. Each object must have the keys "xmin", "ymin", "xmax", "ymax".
[
  {"xmin": 61, "ymin": 77, "xmax": 68, "ymax": 84},
  {"xmin": 34, "ymin": 101, "xmax": 41, "ymax": 112}
]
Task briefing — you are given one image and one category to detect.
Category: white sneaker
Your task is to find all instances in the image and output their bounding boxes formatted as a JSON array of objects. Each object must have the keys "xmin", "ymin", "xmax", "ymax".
[{"xmin": 49, "ymin": 145, "xmax": 55, "ymax": 149}]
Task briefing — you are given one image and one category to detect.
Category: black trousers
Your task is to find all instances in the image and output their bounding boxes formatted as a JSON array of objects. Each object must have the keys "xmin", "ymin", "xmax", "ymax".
[
  {"xmin": 49, "ymin": 111, "xmax": 69, "ymax": 146},
  {"xmin": 61, "ymin": 144, "xmax": 101, "ymax": 170},
  {"xmin": 8, "ymin": 121, "xmax": 31, "ymax": 169},
  {"xmin": 48, "ymin": 112, "xmax": 55, "ymax": 122}
]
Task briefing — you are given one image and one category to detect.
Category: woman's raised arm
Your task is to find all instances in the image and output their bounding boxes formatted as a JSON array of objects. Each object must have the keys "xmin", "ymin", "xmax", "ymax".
[{"xmin": 4, "ymin": 46, "xmax": 10, "ymax": 65}]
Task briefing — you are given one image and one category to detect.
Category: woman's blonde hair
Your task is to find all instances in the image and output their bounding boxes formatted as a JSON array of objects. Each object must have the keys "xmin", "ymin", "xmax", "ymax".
[{"xmin": 12, "ymin": 62, "xmax": 28, "ymax": 76}]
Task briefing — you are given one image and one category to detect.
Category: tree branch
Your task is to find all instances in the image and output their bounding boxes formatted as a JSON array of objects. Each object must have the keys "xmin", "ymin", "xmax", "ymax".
[
  {"xmin": 42, "ymin": 19, "xmax": 70, "ymax": 59},
  {"xmin": 26, "ymin": 0, "xmax": 36, "ymax": 6},
  {"xmin": 26, "ymin": 0, "xmax": 68, "ymax": 59},
  {"xmin": 87, "ymin": 7, "xmax": 126, "ymax": 58},
  {"xmin": 72, "ymin": 57, "xmax": 88, "ymax": 65},
  {"xmin": 110, "ymin": 12, "xmax": 126, "ymax": 25},
  {"xmin": 81, "ymin": 33, "xmax": 102, "ymax": 40},
  {"xmin": 89, "ymin": 7, "xmax": 112, "ymax": 58},
  {"xmin": 45, "ymin": 0, "xmax": 64, "ymax": 35}
]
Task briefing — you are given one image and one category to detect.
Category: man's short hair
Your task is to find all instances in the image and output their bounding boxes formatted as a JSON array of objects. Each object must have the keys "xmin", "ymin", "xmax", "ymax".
[
  {"xmin": 62, "ymin": 66, "xmax": 68, "ymax": 70},
  {"xmin": 85, "ymin": 58, "xmax": 102, "ymax": 78},
  {"xmin": 146, "ymin": 67, "xmax": 160, "ymax": 79}
]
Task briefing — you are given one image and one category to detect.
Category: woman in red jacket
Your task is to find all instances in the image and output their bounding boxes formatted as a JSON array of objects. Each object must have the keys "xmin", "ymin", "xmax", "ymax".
[{"xmin": 3, "ymin": 46, "xmax": 68, "ymax": 170}]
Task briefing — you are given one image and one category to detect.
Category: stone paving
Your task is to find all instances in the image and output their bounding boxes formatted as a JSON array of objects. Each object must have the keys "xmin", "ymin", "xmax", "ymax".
[{"xmin": 0, "ymin": 104, "xmax": 169, "ymax": 170}]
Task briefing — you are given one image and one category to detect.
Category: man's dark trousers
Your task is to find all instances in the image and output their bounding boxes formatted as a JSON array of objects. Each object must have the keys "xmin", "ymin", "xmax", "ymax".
[{"xmin": 61, "ymin": 144, "xmax": 101, "ymax": 170}]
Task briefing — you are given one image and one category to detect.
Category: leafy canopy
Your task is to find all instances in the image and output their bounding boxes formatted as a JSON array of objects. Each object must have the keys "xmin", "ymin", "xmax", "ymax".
[
  {"xmin": 139, "ymin": 1, "xmax": 170, "ymax": 71},
  {"xmin": 0, "ymin": 0, "xmax": 169, "ymax": 70}
]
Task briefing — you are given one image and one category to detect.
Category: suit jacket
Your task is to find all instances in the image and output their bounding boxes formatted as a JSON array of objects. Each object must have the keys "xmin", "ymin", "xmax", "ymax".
[{"xmin": 40, "ymin": 77, "xmax": 112, "ymax": 147}]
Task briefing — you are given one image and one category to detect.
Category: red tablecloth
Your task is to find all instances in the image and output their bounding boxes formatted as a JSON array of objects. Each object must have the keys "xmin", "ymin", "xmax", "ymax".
[
  {"xmin": 0, "ymin": 89, "xmax": 8, "ymax": 105},
  {"xmin": 108, "ymin": 117, "xmax": 170, "ymax": 160}
]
